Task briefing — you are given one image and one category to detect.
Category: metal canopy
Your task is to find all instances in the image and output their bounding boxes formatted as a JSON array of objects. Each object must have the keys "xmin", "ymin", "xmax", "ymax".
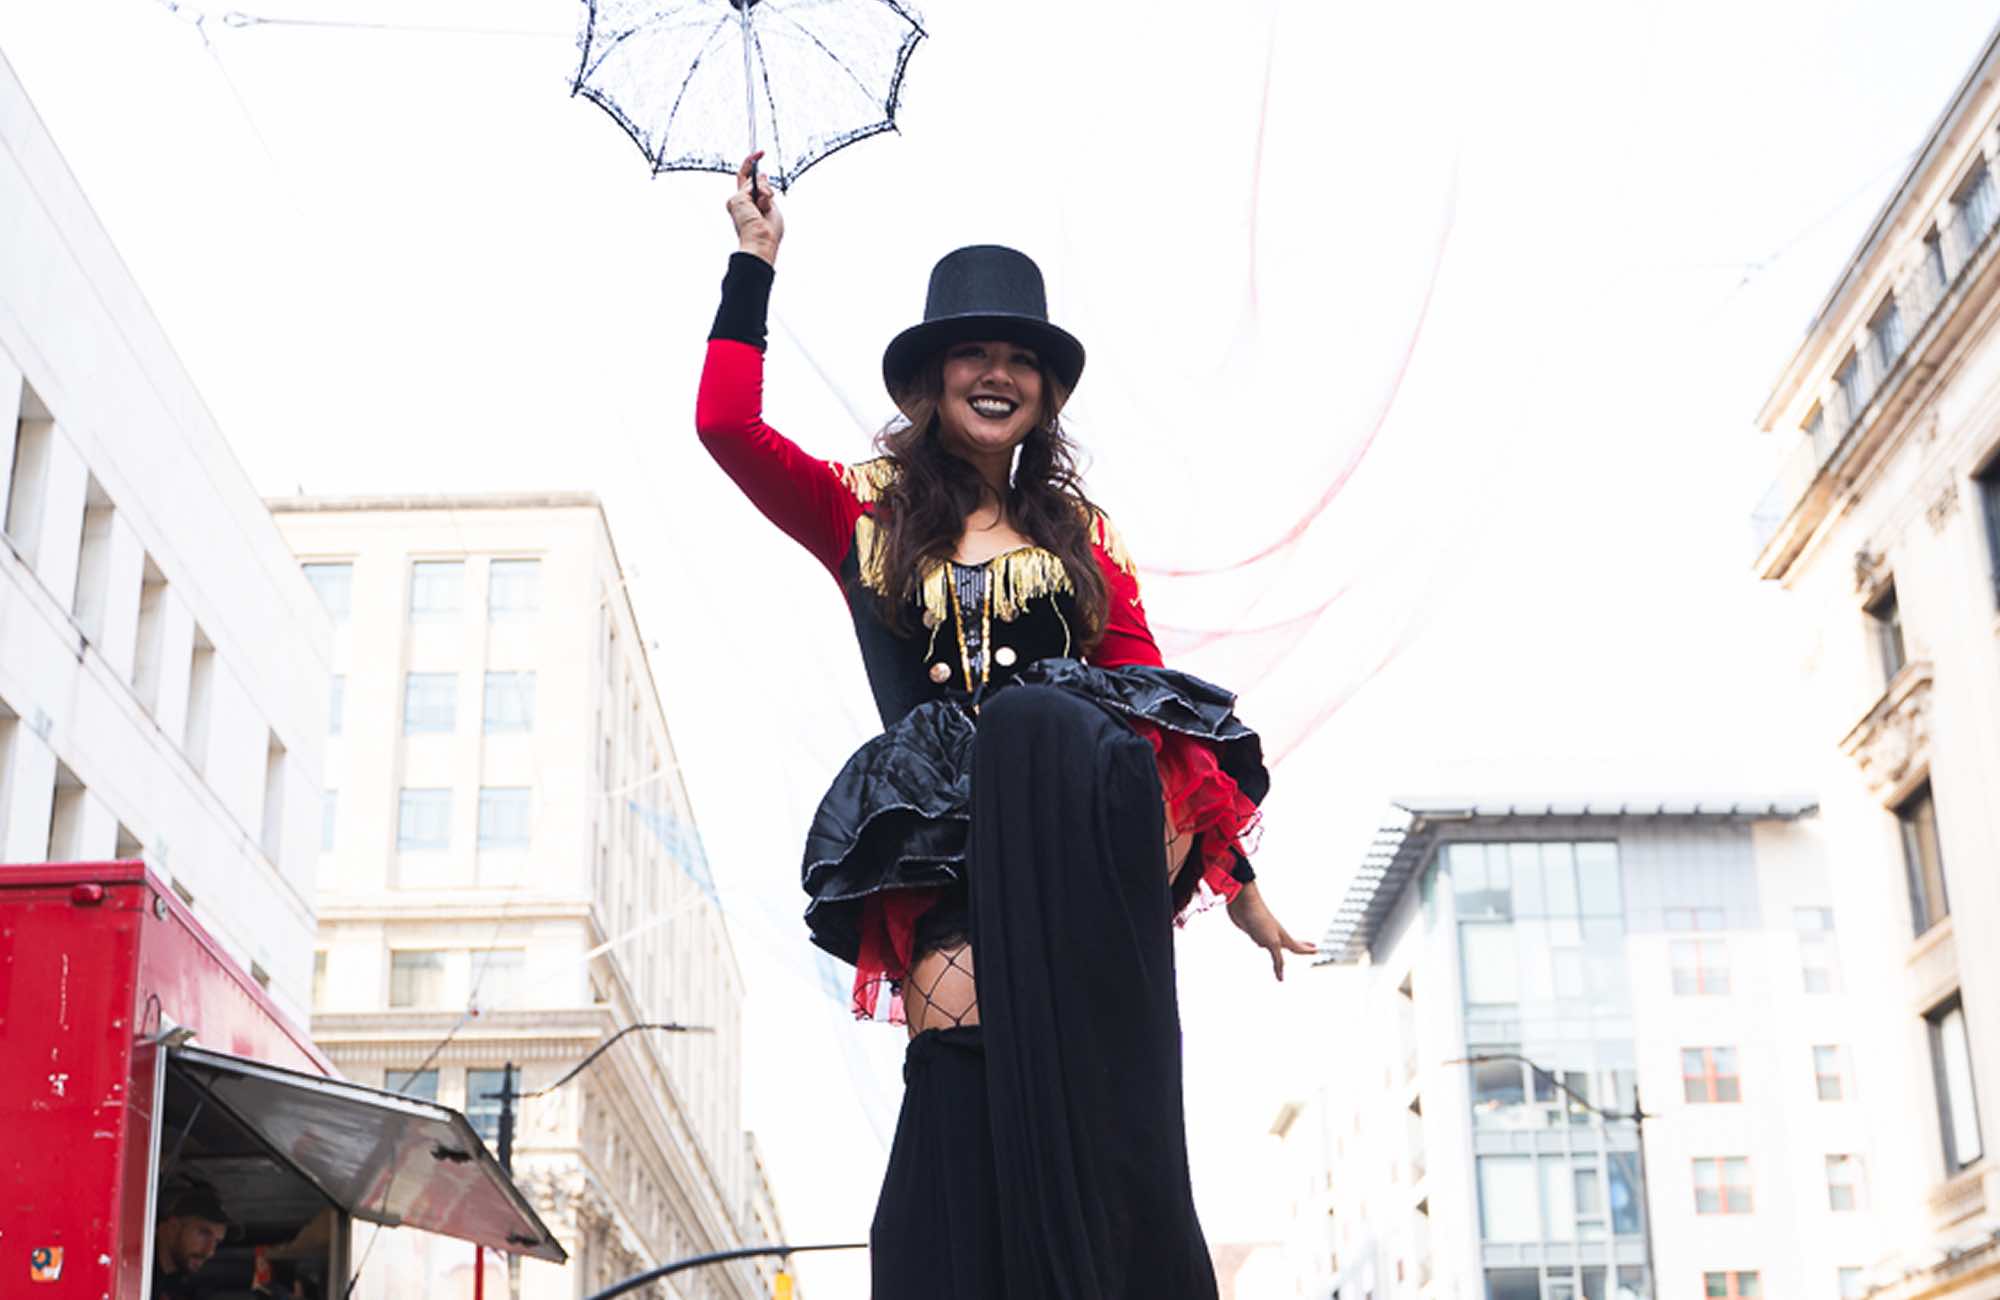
[
  {"xmin": 1314, "ymin": 794, "xmax": 1820, "ymax": 968},
  {"xmin": 169, "ymin": 1047, "xmax": 567, "ymax": 1263}
]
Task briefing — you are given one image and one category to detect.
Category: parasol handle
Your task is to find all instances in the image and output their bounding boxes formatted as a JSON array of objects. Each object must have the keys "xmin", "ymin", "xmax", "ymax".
[{"xmin": 738, "ymin": 0, "xmax": 760, "ymax": 195}]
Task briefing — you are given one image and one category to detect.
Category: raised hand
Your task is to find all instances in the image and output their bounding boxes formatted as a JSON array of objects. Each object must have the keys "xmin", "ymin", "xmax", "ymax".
[{"xmin": 727, "ymin": 152, "xmax": 784, "ymax": 265}]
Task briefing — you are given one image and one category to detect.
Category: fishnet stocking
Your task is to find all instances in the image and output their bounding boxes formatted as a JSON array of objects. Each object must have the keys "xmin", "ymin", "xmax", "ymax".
[{"xmin": 904, "ymin": 940, "xmax": 979, "ymax": 1036}]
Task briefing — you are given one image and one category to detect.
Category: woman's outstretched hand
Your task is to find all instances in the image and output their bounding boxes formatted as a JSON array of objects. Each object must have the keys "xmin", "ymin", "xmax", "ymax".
[
  {"xmin": 1227, "ymin": 881, "xmax": 1318, "ymax": 981},
  {"xmin": 728, "ymin": 152, "xmax": 783, "ymax": 266}
]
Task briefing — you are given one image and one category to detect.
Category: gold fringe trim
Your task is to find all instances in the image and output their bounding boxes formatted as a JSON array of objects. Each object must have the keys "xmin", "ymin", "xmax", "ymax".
[
  {"xmin": 854, "ymin": 512, "xmax": 889, "ymax": 598},
  {"xmin": 991, "ymin": 547, "xmax": 1074, "ymax": 622},
  {"xmin": 853, "ymin": 515, "xmax": 1077, "ymax": 629},
  {"xmin": 1088, "ymin": 508, "xmax": 1136, "ymax": 577},
  {"xmin": 838, "ymin": 457, "xmax": 898, "ymax": 504},
  {"xmin": 919, "ymin": 563, "xmax": 952, "ymax": 630},
  {"xmin": 850, "ymin": 489, "xmax": 1134, "ymax": 627}
]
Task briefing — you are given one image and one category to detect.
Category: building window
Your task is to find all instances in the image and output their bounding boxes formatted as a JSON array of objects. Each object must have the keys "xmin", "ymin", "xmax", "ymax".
[
  {"xmin": 387, "ymin": 951, "xmax": 446, "ymax": 1008},
  {"xmin": 1804, "ymin": 403, "xmax": 1833, "ymax": 460},
  {"xmin": 403, "ymin": 672, "xmax": 457, "ymax": 734},
  {"xmin": 487, "ymin": 558, "xmax": 540, "ymax": 619},
  {"xmin": 409, "ymin": 559, "xmax": 464, "ymax": 621},
  {"xmin": 483, "ymin": 671, "xmax": 536, "ymax": 733},
  {"xmin": 1869, "ymin": 296, "xmax": 1907, "ymax": 375},
  {"xmin": 312, "ymin": 952, "xmax": 327, "ymax": 1010},
  {"xmin": 1478, "ymin": 1156, "xmax": 1539, "ymax": 1242},
  {"xmin": 71, "ymin": 478, "xmax": 115, "ymax": 643},
  {"xmin": 1682, "ymin": 1048, "xmax": 1741, "ymax": 1103},
  {"xmin": 1979, "ymin": 459, "xmax": 2000, "ymax": 607},
  {"xmin": 1835, "ymin": 350, "xmax": 1867, "ymax": 421},
  {"xmin": 397, "ymin": 788, "xmax": 452, "ymax": 851},
  {"xmin": 259, "ymin": 731, "xmax": 287, "ymax": 864},
  {"xmin": 329, "ymin": 675, "xmax": 345, "ymax": 737},
  {"xmin": 1693, "ymin": 1158, "xmax": 1752, "ymax": 1214},
  {"xmin": 1839, "ymin": 1268, "xmax": 1865, "ymax": 1300},
  {"xmin": 386, "ymin": 1068, "xmax": 439, "ymax": 1100},
  {"xmin": 1460, "ymin": 924, "xmax": 1520, "ymax": 1007},
  {"xmin": 466, "ymin": 1068, "xmax": 509, "ymax": 1143},
  {"xmin": 1898, "ymin": 783, "xmax": 1950, "ymax": 936},
  {"xmin": 1954, "ymin": 160, "xmax": 1998, "ymax": 252},
  {"xmin": 1669, "ymin": 937, "xmax": 1729, "ymax": 995},
  {"xmin": 1815, "ymin": 1045, "xmax": 1847, "ymax": 1101},
  {"xmin": 1825, "ymin": 1155, "xmax": 1865, "ymax": 1211},
  {"xmin": 183, "ymin": 625, "xmax": 216, "ymax": 774},
  {"xmin": 478, "ymin": 787, "xmax": 532, "ymax": 850},
  {"xmin": 302, "ymin": 562, "xmax": 353, "ymax": 623},
  {"xmin": 1704, "ymin": 1272, "xmax": 1759, "ymax": 1300},
  {"xmin": 1928, "ymin": 996, "xmax": 1985, "ymax": 1174},
  {"xmin": 1796, "ymin": 907, "xmax": 1840, "ymax": 993},
  {"xmin": 133, "ymin": 556, "xmax": 169, "ymax": 713},
  {"xmin": 4, "ymin": 398, "xmax": 52, "ymax": 564},
  {"xmin": 320, "ymin": 790, "xmax": 337, "ymax": 854},
  {"xmin": 1867, "ymin": 584, "xmax": 1906, "ymax": 682},
  {"xmin": 1485, "ymin": 1271, "xmax": 1539, "ymax": 1300},
  {"xmin": 470, "ymin": 948, "xmax": 526, "ymax": 1010}
]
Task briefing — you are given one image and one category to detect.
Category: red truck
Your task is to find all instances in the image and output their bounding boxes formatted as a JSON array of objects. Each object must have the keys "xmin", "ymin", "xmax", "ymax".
[{"xmin": 0, "ymin": 861, "xmax": 566, "ymax": 1298}]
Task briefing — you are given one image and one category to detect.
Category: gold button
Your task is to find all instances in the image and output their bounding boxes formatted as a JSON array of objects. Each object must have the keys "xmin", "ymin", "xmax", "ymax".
[
  {"xmin": 994, "ymin": 646, "xmax": 1018, "ymax": 668},
  {"xmin": 928, "ymin": 662, "xmax": 952, "ymax": 684}
]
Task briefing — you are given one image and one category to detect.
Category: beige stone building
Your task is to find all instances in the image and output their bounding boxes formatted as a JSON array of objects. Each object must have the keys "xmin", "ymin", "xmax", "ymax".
[
  {"xmin": 273, "ymin": 495, "xmax": 789, "ymax": 1300},
  {"xmin": 1750, "ymin": 21, "xmax": 2000, "ymax": 1300}
]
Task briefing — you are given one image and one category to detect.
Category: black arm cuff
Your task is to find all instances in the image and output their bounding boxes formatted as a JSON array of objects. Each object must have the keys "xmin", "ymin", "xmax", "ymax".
[
  {"xmin": 1230, "ymin": 847, "xmax": 1256, "ymax": 885},
  {"xmin": 709, "ymin": 252, "xmax": 775, "ymax": 349}
]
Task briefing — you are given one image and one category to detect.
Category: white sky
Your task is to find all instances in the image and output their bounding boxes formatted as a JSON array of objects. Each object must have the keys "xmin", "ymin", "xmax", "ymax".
[{"xmin": 4, "ymin": 1, "xmax": 1998, "ymax": 1295}]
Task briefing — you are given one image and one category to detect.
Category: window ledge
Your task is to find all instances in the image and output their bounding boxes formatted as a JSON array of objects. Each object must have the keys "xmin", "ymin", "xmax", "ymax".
[
  {"xmin": 1840, "ymin": 661, "xmax": 1935, "ymax": 798},
  {"xmin": 1928, "ymin": 1164, "xmax": 1987, "ymax": 1230}
]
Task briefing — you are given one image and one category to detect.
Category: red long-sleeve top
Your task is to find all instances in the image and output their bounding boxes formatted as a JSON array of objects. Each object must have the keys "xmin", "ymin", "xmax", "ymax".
[{"xmin": 698, "ymin": 316, "xmax": 1256, "ymax": 1017}]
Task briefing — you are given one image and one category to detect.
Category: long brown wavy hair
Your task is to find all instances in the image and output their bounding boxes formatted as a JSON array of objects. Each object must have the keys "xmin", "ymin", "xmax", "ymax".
[{"xmin": 872, "ymin": 355, "xmax": 1109, "ymax": 650}]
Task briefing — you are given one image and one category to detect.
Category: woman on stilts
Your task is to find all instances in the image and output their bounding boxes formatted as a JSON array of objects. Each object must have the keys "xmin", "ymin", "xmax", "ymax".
[{"xmin": 694, "ymin": 154, "xmax": 1316, "ymax": 1299}]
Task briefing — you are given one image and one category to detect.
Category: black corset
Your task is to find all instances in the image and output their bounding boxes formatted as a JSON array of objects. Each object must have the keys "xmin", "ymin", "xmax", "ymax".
[{"xmin": 839, "ymin": 548, "xmax": 1083, "ymax": 729}]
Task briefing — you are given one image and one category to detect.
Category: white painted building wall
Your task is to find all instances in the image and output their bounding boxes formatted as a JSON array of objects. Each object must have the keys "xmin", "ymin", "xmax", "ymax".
[{"xmin": 0, "ymin": 48, "xmax": 326, "ymax": 1018}]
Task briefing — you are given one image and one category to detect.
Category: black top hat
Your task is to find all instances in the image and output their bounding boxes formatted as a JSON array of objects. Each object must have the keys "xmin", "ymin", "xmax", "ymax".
[{"xmin": 882, "ymin": 246, "xmax": 1086, "ymax": 401}]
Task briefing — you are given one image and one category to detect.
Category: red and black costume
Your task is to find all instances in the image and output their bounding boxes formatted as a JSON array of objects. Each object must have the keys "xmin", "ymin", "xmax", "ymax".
[{"xmin": 697, "ymin": 252, "xmax": 1267, "ymax": 1299}]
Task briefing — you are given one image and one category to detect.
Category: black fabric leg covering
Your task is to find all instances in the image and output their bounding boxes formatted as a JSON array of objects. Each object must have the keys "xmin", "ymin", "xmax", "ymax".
[
  {"xmin": 969, "ymin": 684, "xmax": 1218, "ymax": 1300},
  {"xmin": 872, "ymin": 1027, "xmax": 1005, "ymax": 1300}
]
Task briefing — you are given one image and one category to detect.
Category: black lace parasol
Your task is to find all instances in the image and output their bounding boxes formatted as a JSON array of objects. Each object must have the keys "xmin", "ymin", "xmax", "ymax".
[{"xmin": 572, "ymin": 0, "xmax": 926, "ymax": 190}]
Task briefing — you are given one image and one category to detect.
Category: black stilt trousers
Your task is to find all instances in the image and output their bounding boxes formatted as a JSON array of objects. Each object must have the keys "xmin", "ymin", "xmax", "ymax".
[{"xmin": 869, "ymin": 684, "xmax": 1220, "ymax": 1300}]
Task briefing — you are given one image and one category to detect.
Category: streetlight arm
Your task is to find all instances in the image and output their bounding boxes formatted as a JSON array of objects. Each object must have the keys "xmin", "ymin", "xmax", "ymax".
[
  {"xmin": 1444, "ymin": 1053, "xmax": 1651, "ymax": 1123},
  {"xmin": 519, "ymin": 1022, "xmax": 714, "ymax": 1100},
  {"xmin": 583, "ymin": 1242, "xmax": 866, "ymax": 1300}
]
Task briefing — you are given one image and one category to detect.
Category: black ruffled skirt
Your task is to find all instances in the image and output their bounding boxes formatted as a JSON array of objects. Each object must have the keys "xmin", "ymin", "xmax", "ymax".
[
  {"xmin": 801, "ymin": 659, "xmax": 1268, "ymax": 966},
  {"xmin": 800, "ymin": 663, "xmax": 1268, "ymax": 1300}
]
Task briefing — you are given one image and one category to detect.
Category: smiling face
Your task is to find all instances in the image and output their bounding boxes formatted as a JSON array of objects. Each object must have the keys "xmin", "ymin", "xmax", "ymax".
[{"xmin": 935, "ymin": 338, "xmax": 1046, "ymax": 464}]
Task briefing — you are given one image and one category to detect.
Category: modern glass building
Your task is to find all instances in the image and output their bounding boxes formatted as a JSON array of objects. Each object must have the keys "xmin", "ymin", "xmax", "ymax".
[{"xmin": 1282, "ymin": 797, "xmax": 1884, "ymax": 1300}]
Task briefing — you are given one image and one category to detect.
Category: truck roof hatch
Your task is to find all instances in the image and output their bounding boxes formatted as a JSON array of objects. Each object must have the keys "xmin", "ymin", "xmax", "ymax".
[{"xmin": 169, "ymin": 1046, "xmax": 568, "ymax": 1264}]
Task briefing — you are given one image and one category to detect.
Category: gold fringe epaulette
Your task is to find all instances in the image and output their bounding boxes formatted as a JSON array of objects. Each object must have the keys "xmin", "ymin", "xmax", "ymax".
[
  {"xmin": 838, "ymin": 457, "xmax": 899, "ymax": 504},
  {"xmin": 854, "ymin": 512, "xmax": 890, "ymax": 598},
  {"xmin": 1088, "ymin": 508, "xmax": 1138, "ymax": 579}
]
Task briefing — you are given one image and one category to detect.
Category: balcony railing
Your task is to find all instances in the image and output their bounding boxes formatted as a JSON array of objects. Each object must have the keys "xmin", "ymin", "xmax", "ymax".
[{"xmin": 1752, "ymin": 165, "xmax": 2000, "ymax": 556}]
